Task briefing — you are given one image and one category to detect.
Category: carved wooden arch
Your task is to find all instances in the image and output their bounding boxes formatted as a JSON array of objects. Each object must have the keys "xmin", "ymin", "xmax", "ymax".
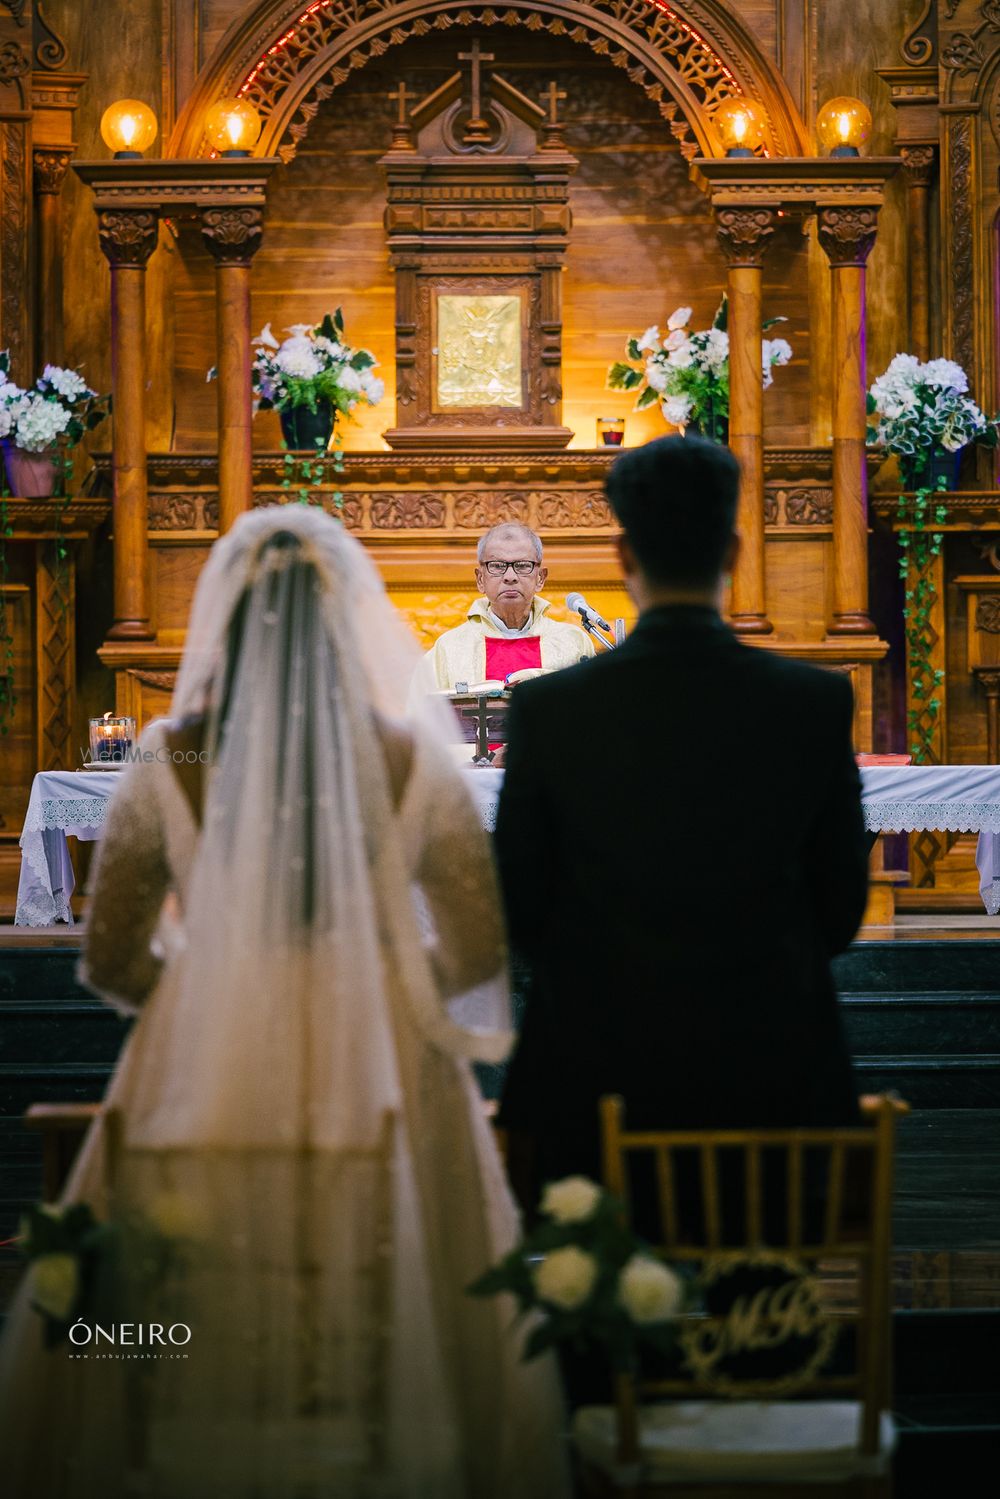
[{"xmin": 169, "ymin": 0, "xmax": 809, "ymax": 163}]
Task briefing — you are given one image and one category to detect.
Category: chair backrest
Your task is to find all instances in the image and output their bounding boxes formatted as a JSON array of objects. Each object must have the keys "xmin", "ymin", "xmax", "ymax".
[{"xmin": 599, "ymin": 1093, "xmax": 907, "ymax": 1458}]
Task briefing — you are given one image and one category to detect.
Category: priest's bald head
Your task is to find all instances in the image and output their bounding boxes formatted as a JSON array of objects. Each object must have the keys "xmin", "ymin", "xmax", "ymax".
[
  {"xmin": 606, "ymin": 435, "xmax": 740, "ymax": 612},
  {"xmin": 475, "ymin": 523, "xmax": 548, "ymax": 632}
]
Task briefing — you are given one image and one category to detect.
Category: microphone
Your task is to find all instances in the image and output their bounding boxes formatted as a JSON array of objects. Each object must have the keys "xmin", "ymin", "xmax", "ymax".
[{"xmin": 566, "ymin": 592, "xmax": 611, "ymax": 632}]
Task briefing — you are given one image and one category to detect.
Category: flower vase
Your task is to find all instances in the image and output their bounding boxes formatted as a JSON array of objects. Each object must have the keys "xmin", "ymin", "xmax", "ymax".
[
  {"xmin": 2, "ymin": 441, "xmax": 57, "ymax": 498},
  {"xmin": 901, "ymin": 448, "xmax": 962, "ymax": 493},
  {"xmin": 928, "ymin": 448, "xmax": 962, "ymax": 491},
  {"xmin": 279, "ymin": 401, "xmax": 335, "ymax": 453}
]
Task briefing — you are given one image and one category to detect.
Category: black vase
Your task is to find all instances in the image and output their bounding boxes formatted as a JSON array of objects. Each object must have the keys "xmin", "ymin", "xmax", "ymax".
[
  {"xmin": 928, "ymin": 448, "xmax": 962, "ymax": 491},
  {"xmin": 279, "ymin": 400, "xmax": 334, "ymax": 452},
  {"xmin": 903, "ymin": 447, "xmax": 962, "ymax": 491}
]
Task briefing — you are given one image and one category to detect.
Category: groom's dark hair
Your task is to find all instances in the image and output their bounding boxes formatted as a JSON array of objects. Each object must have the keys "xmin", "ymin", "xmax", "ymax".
[{"xmin": 606, "ymin": 435, "xmax": 740, "ymax": 588}]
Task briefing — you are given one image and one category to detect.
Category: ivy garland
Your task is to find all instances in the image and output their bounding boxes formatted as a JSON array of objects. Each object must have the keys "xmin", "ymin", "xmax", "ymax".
[
  {"xmin": 897, "ymin": 474, "xmax": 949, "ymax": 764},
  {"xmin": 279, "ymin": 428, "xmax": 345, "ymax": 513}
]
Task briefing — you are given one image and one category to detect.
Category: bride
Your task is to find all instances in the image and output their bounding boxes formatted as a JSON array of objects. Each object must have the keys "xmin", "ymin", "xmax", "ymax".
[{"xmin": 0, "ymin": 506, "xmax": 570, "ymax": 1498}]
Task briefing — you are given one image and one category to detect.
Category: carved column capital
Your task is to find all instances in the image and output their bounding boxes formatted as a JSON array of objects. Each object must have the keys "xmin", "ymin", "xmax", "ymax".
[
  {"xmin": 97, "ymin": 208, "xmax": 159, "ymax": 269},
  {"xmin": 816, "ymin": 205, "xmax": 880, "ymax": 268},
  {"xmin": 900, "ymin": 144, "xmax": 936, "ymax": 186},
  {"xmin": 200, "ymin": 205, "xmax": 264, "ymax": 266},
  {"xmin": 715, "ymin": 206, "xmax": 777, "ymax": 268},
  {"xmin": 32, "ymin": 145, "xmax": 73, "ymax": 196},
  {"xmin": 973, "ymin": 667, "xmax": 1000, "ymax": 695}
]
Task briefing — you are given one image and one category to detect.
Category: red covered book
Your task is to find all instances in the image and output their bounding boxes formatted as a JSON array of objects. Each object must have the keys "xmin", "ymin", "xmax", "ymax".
[{"xmin": 855, "ymin": 753, "xmax": 913, "ymax": 766}]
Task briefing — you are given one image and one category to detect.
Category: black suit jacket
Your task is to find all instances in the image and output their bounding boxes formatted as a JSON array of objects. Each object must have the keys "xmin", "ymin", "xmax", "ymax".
[{"xmin": 495, "ymin": 605, "xmax": 869, "ymax": 1183}]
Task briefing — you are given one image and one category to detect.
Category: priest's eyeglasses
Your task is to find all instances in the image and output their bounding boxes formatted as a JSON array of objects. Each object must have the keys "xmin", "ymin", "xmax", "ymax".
[{"xmin": 481, "ymin": 560, "xmax": 539, "ymax": 576}]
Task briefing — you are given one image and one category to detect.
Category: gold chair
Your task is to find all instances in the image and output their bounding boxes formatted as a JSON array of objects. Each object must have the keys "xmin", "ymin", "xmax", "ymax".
[{"xmin": 572, "ymin": 1094, "xmax": 908, "ymax": 1498}]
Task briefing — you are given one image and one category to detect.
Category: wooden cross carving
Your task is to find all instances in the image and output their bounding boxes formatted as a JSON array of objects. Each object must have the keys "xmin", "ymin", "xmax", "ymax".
[
  {"xmin": 542, "ymin": 81, "xmax": 566, "ymax": 126},
  {"xmin": 388, "ymin": 82, "xmax": 414, "ymax": 148},
  {"xmin": 541, "ymin": 79, "xmax": 568, "ymax": 149},
  {"xmin": 458, "ymin": 39, "xmax": 495, "ymax": 122},
  {"xmin": 389, "ymin": 82, "xmax": 411, "ymax": 125}
]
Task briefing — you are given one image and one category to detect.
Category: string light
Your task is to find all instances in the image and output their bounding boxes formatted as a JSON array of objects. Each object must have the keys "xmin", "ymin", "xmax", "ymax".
[{"xmin": 232, "ymin": 1, "xmax": 751, "ymax": 140}]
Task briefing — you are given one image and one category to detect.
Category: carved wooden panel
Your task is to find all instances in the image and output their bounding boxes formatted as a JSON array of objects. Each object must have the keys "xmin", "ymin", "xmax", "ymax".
[{"xmin": 34, "ymin": 542, "xmax": 74, "ymax": 772}]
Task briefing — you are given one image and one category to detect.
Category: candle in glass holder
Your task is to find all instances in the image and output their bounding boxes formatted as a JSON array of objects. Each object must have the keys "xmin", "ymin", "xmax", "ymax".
[
  {"xmin": 597, "ymin": 417, "xmax": 625, "ymax": 447},
  {"xmin": 89, "ymin": 714, "xmax": 135, "ymax": 763}
]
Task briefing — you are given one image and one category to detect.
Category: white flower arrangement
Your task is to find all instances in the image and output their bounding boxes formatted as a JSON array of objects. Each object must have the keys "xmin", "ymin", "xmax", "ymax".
[
  {"xmin": 469, "ymin": 1175, "xmax": 686, "ymax": 1369},
  {"xmin": 0, "ymin": 350, "xmax": 109, "ymax": 454},
  {"xmin": 540, "ymin": 1175, "xmax": 602, "ymax": 1225},
  {"xmin": 866, "ymin": 352, "xmax": 999, "ymax": 484},
  {"xmin": 533, "ymin": 1244, "xmax": 599, "ymax": 1310},
  {"xmin": 209, "ymin": 309, "xmax": 383, "ymax": 421},
  {"xmin": 608, "ymin": 299, "xmax": 792, "ymax": 442}
]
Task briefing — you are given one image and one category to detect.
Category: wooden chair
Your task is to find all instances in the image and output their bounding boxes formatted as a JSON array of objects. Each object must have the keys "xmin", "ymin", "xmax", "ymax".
[
  {"xmin": 572, "ymin": 1093, "xmax": 908, "ymax": 1498},
  {"xmin": 23, "ymin": 1101, "xmax": 102, "ymax": 1199}
]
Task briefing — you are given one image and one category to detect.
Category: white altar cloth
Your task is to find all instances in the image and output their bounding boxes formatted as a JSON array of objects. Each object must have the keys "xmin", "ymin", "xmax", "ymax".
[
  {"xmin": 466, "ymin": 764, "xmax": 1000, "ymax": 917},
  {"xmin": 14, "ymin": 769, "xmax": 124, "ymax": 926},
  {"xmin": 13, "ymin": 762, "xmax": 1000, "ymax": 926}
]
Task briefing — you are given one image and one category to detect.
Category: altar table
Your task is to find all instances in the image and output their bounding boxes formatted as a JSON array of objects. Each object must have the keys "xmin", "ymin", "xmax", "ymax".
[
  {"xmin": 14, "ymin": 769, "xmax": 124, "ymax": 926},
  {"xmin": 13, "ymin": 763, "xmax": 1000, "ymax": 926},
  {"xmin": 467, "ymin": 764, "xmax": 1000, "ymax": 917}
]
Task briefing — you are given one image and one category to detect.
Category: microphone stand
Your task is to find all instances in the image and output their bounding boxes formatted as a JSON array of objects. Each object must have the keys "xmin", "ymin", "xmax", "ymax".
[{"xmin": 579, "ymin": 614, "xmax": 617, "ymax": 651}]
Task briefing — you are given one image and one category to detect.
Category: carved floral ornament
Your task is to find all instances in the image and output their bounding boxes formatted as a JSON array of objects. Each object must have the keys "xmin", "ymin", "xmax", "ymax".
[
  {"xmin": 32, "ymin": 147, "xmax": 73, "ymax": 196},
  {"xmin": 715, "ymin": 207, "xmax": 776, "ymax": 268},
  {"xmin": 171, "ymin": 0, "xmax": 807, "ymax": 164},
  {"xmin": 200, "ymin": 206, "xmax": 265, "ymax": 265},
  {"xmin": 96, "ymin": 209, "xmax": 160, "ymax": 269},
  {"xmin": 816, "ymin": 205, "xmax": 880, "ymax": 269}
]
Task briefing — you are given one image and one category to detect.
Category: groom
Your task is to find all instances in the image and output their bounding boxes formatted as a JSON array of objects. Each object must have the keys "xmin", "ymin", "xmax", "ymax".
[{"xmin": 495, "ymin": 435, "xmax": 870, "ymax": 1209}]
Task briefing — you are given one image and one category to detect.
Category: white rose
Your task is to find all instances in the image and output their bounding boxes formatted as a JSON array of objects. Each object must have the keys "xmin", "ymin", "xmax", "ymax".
[
  {"xmin": 13, "ymin": 393, "xmax": 71, "ymax": 452},
  {"xmin": 41, "ymin": 365, "xmax": 92, "ymax": 402},
  {"xmin": 704, "ymin": 327, "xmax": 729, "ymax": 372},
  {"xmin": 663, "ymin": 394, "xmax": 693, "ymax": 426},
  {"xmin": 28, "ymin": 1252, "xmax": 79, "ymax": 1321},
  {"xmin": 618, "ymin": 1255, "xmax": 682, "ymax": 1325},
  {"xmin": 361, "ymin": 371, "xmax": 385, "ymax": 404},
  {"xmin": 667, "ymin": 306, "xmax": 693, "ymax": 331},
  {"xmin": 275, "ymin": 335, "xmax": 321, "ymax": 379},
  {"xmin": 283, "ymin": 323, "xmax": 315, "ymax": 337},
  {"xmin": 886, "ymin": 353, "xmax": 922, "ymax": 381},
  {"xmin": 664, "ymin": 329, "xmax": 687, "ymax": 352},
  {"xmin": 533, "ymin": 1245, "xmax": 598, "ymax": 1310},
  {"xmin": 636, "ymin": 325, "xmax": 661, "ymax": 353},
  {"xmin": 767, "ymin": 337, "xmax": 792, "ymax": 366},
  {"xmin": 644, "ymin": 360, "xmax": 669, "ymax": 393},
  {"xmin": 313, "ymin": 336, "xmax": 347, "ymax": 361},
  {"xmin": 541, "ymin": 1176, "xmax": 602, "ymax": 1224},
  {"xmin": 667, "ymin": 342, "xmax": 695, "ymax": 370},
  {"xmin": 922, "ymin": 358, "xmax": 969, "ymax": 395},
  {"xmin": 337, "ymin": 365, "xmax": 364, "ymax": 394}
]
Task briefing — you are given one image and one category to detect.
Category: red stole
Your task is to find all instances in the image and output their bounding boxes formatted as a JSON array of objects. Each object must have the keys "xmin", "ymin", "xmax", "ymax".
[{"xmin": 485, "ymin": 635, "xmax": 542, "ymax": 683}]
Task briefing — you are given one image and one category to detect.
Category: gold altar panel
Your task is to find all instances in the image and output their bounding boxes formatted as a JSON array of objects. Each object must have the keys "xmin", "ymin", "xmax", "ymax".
[{"xmin": 434, "ymin": 295, "xmax": 523, "ymax": 410}]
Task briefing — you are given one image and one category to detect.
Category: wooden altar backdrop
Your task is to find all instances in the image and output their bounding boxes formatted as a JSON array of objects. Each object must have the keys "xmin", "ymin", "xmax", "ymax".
[{"xmin": 5, "ymin": 1, "xmax": 1000, "ymax": 918}]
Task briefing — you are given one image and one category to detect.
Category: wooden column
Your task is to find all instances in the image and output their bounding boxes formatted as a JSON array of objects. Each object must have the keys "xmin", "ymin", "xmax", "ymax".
[
  {"xmin": 973, "ymin": 668, "xmax": 1000, "ymax": 764},
  {"xmin": 818, "ymin": 206, "xmax": 880, "ymax": 637},
  {"xmin": 201, "ymin": 207, "xmax": 265, "ymax": 534},
  {"xmin": 97, "ymin": 209, "xmax": 158, "ymax": 641},
  {"xmin": 32, "ymin": 147, "xmax": 73, "ymax": 368},
  {"xmin": 900, "ymin": 145, "xmax": 935, "ymax": 362},
  {"xmin": 716, "ymin": 207, "xmax": 776, "ymax": 635}
]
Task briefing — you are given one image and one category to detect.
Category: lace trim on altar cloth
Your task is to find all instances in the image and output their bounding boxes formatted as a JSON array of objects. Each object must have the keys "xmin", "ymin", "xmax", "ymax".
[
  {"xmin": 864, "ymin": 803, "xmax": 1000, "ymax": 834},
  {"xmin": 31, "ymin": 797, "xmax": 113, "ymax": 833}
]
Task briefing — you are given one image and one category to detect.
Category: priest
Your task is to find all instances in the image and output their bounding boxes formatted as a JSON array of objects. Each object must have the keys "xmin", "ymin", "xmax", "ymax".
[{"xmin": 421, "ymin": 523, "xmax": 595, "ymax": 690}]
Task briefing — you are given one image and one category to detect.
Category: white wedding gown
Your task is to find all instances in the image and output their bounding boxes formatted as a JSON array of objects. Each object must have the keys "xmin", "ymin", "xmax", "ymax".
[{"xmin": 0, "ymin": 510, "xmax": 570, "ymax": 1499}]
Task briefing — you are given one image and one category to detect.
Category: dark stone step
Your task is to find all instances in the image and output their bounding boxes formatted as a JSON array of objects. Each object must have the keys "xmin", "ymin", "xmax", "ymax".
[
  {"xmin": 834, "ymin": 941, "xmax": 1000, "ymax": 996},
  {"xmin": 841, "ymin": 994, "xmax": 1000, "ymax": 1055},
  {"xmin": 852, "ymin": 1056, "xmax": 1000, "ymax": 1109},
  {"xmin": 0, "ymin": 1007, "xmax": 131, "ymax": 1064}
]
